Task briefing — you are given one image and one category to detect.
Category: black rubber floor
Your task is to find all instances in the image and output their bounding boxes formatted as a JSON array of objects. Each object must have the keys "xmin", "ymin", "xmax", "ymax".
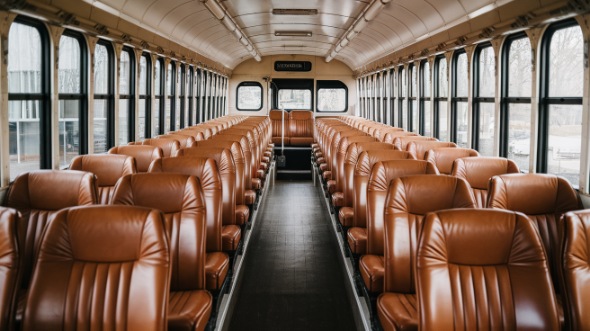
[{"xmin": 228, "ymin": 180, "xmax": 356, "ymax": 331}]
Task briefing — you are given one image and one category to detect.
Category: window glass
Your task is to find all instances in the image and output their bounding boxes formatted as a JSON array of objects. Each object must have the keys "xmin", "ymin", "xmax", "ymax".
[
  {"xmin": 118, "ymin": 49, "xmax": 131, "ymax": 144},
  {"xmin": 58, "ymin": 35, "xmax": 81, "ymax": 167},
  {"xmin": 278, "ymin": 90, "xmax": 311, "ymax": 109},
  {"xmin": 547, "ymin": 25, "xmax": 583, "ymax": 184},
  {"xmin": 93, "ymin": 43, "xmax": 109, "ymax": 153},
  {"xmin": 138, "ymin": 54, "xmax": 148, "ymax": 140},
  {"xmin": 478, "ymin": 103, "xmax": 495, "ymax": 156},
  {"xmin": 455, "ymin": 52, "xmax": 468, "ymax": 97},
  {"xmin": 153, "ymin": 59, "xmax": 162, "ymax": 136},
  {"xmin": 411, "ymin": 65, "xmax": 418, "ymax": 133},
  {"xmin": 507, "ymin": 103, "xmax": 531, "ymax": 172},
  {"xmin": 175, "ymin": 65, "xmax": 181, "ymax": 130},
  {"xmin": 436, "ymin": 57, "xmax": 449, "ymax": 141},
  {"xmin": 237, "ymin": 83, "xmax": 262, "ymax": 110},
  {"xmin": 422, "ymin": 61, "xmax": 431, "ymax": 136},
  {"xmin": 479, "ymin": 46, "xmax": 495, "ymax": 97},
  {"xmin": 508, "ymin": 38, "xmax": 532, "ymax": 97},
  {"xmin": 318, "ymin": 89, "xmax": 346, "ymax": 112},
  {"xmin": 165, "ymin": 63, "xmax": 172, "ymax": 132}
]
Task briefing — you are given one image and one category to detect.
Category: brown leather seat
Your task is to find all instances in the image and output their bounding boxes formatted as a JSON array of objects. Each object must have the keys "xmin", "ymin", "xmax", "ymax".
[
  {"xmin": 210, "ymin": 134, "xmax": 257, "ymax": 201},
  {"xmin": 148, "ymin": 157, "xmax": 229, "ymax": 291},
  {"xmin": 270, "ymin": 109, "xmax": 290, "ymax": 145},
  {"xmin": 131, "ymin": 138, "xmax": 181, "ymax": 157},
  {"xmin": 22, "ymin": 205, "xmax": 171, "ymax": 331},
  {"xmin": 221, "ymin": 128, "xmax": 263, "ymax": 190},
  {"xmin": 325, "ymin": 130, "xmax": 366, "ymax": 192},
  {"xmin": 562, "ymin": 210, "xmax": 590, "ymax": 331},
  {"xmin": 338, "ymin": 142, "xmax": 396, "ymax": 227},
  {"xmin": 347, "ymin": 150, "xmax": 415, "ymax": 255},
  {"xmin": 110, "ymin": 174, "xmax": 212, "ymax": 331},
  {"xmin": 452, "ymin": 156, "xmax": 519, "ymax": 208},
  {"xmin": 5, "ymin": 170, "xmax": 98, "ymax": 327},
  {"xmin": 288, "ymin": 110, "xmax": 314, "ymax": 146},
  {"xmin": 0, "ymin": 207, "xmax": 20, "ymax": 331},
  {"xmin": 382, "ymin": 131, "xmax": 418, "ymax": 144},
  {"xmin": 159, "ymin": 133, "xmax": 196, "ymax": 149},
  {"xmin": 488, "ymin": 173, "xmax": 581, "ymax": 327},
  {"xmin": 174, "ymin": 149, "xmax": 242, "ymax": 251},
  {"xmin": 360, "ymin": 162, "xmax": 439, "ymax": 294},
  {"xmin": 175, "ymin": 129, "xmax": 206, "ymax": 142},
  {"xmin": 70, "ymin": 154, "xmax": 137, "ymax": 204},
  {"xmin": 424, "ymin": 147, "xmax": 479, "ymax": 174},
  {"xmin": 413, "ymin": 209, "xmax": 559, "ymax": 331},
  {"xmin": 109, "ymin": 145, "xmax": 163, "ymax": 172},
  {"xmin": 377, "ymin": 175, "xmax": 476, "ymax": 331},
  {"xmin": 405, "ymin": 140, "xmax": 456, "ymax": 160}
]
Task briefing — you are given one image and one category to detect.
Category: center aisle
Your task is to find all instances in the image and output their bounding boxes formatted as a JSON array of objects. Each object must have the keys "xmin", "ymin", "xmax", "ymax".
[{"xmin": 228, "ymin": 180, "xmax": 356, "ymax": 330}]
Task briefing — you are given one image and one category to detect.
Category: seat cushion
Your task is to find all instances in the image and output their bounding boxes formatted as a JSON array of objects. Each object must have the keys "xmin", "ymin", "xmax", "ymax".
[
  {"xmin": 222, "ymin": 225, "xmax": 241, "ymax": 251},
  {"xmin": 347, "ymin": 227, "xmax": 367, "ymax": 255},
  {"xmin": 377, "ymin": 293, "xmax": 418, "ymax": 331},
  {"xmin": 205, "ymin": 252, "xmax": 229, "ymax": 290},
  {"xmin": 339, "ymin": 207, "xmax": 354, "ymax": 227},
  {"xmin": 259, "ymin": 162, "xmax": 268, "ymax": 171},
  {"xmin": 251, "ymin": 178, "xmax": 261, "ymax": 190},
  {"xmin": 319, "ymin": 164, "xmax": 328, "ymax": 172},
  {"xmin": 359, "ymin": 254, "xmax": 384, "ymax": 293},
  {"xmin": 262, "ymin": 156, "xmax": 270, "ymax": 164},
  {"xmin": 168, "ymin": 290, "xmax": 213, "ymax": 331},
  {"xmin": 245, "ymin": 190, "xmax": 257, "ymax": 205},
  {"xmin": 332, "ymin": 191, "xmax": 344, "ymax": 207},
  {"xmin": 235, "ymin": 204, "xmax": 250, "ymax": 225},
  {"xmin": 315, "ymin": 157, "xmax": 324, "ymax": 165}
]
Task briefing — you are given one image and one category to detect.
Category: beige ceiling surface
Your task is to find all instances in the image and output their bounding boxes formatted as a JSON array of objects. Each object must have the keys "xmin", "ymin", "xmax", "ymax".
[{"xmin": 92, "ymin": 0, "xmax": 541, "ymax": 70}]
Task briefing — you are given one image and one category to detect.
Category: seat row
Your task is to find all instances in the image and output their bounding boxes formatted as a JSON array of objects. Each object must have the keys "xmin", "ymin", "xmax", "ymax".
[
  {"xmin": 313, "ymin": 116, "xmax": 589, "ymax": 330},
  {"xmin": 0, "ymin": 114, "xmax": 274, "ymax": 330},
  {"xmin": 269, "ymin": 109, "xmax": 315, "ymax": 146}
]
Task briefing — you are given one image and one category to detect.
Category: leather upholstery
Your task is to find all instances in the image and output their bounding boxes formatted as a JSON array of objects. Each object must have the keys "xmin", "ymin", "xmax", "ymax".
[
  {"xmin": 110, "ymin": 173, "xmax": 212, "ymax": 331},
  {"xmin": 5, "ymin": 170, "xmax": 98, "ymax": 295},
  {"xmin": 174, "ymin": 129, "xmax": 206, "ymax": 142},
  {"xmin": 159, "ymin": 133, "xmax": 196, "ymax": 149},
  {"xmin": 487, "ymin": 173, "xmax": 581, "ymax": 306},
  {"xmin": 131, "ymin": 138, "xmax": 180, "ymax": 157},
  {"xmin": 109, "ymin": 145, "xmax": 163, "ymax": 172},
  {"xmin": 347, "ymin": 150, "xmax": 414, "ymax": 255},
  {"xmin": 210, "ymin": 134, "xmax": 253, "ymax": 192},
  {"xmin": 392, "ymin": 136, "xmax": 437, "ymax": 151},
  {"xmin": 332, "ymin": 135, "xmax": 376, "ymax": 201},
  {"xmin": 452, "ymin": 157, "xmax": 519, "ymax": 208},
  {"xmin": 22, "ymin": 205, "xmax": 171, "ymax": 331},
  {"xmin": 405, "ymin": 140, "xmax": 456, "ymax": 160},
  {"xmin": 288, "ymin": 110, "xmax": 314, "ymax": 146},
  {"xmin": 424, "ymin": 147, "xmax": 479, "ymax": 174},
  {"xmin": 70, "ymin": 154, "xmax": 136, "ymax": 204},
  {"xmin": 562, "ymin": 210, "xmax": 590, "ymax": 331},
  {"xmin": 382, "ymin": 131, "xmax": 418, "ymax": 144},
  {"xmin": 0, "ymin": 207, "xmax": 20, "ymax": 331},
  {"xmin": 415, "ymin": 209, "xmax": 559, "ymax": 331},
  {"xmin": 270, "ymin": 109, "xmax": 290, "ymax": 145}
]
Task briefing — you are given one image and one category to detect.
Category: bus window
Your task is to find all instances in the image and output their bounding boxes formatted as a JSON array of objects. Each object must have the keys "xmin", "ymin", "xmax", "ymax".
[
  {"xmin": 93, "ymin": 40, "xmax": 114, "ymax": 153},
  {"xmin": 502, "ymin": 34, "xmax": 532, "ymax": 172},
  {"xmin": 165, "ymin": 62, "xmax": 173, "ymax": 132},
  {"xmin": 409, "ymin": 64, "xmax": 418, "ymax": 133},
  {"xmin": 473, "ymin": 44, "xmax": 495, "ymax": 156},
  {"xmin": 420, "ymin": 60, "xmax": 431, "ymax": 136},
  {"xmin": 398, "ymin": 67, "xmax": 406, "ymax": 130},
  {"xmin": 434, "ymin": 56, "xmax": 448, "ymax": 140},
  {"xmin": 452, "ymin": 50, "xmax": 468, "ymax": 147},
  {"xmin": 542, "ymin": 21, "xmax": 583, "ymax": 185},
  {"xmin": 317, "ymin": 80, "xmax": 347, "ymax": 112},
  {"xmin": 138, "ymin": 53, "xmax": 151, "ymax": 139},
  {"xmin": 119, "ymin": 47, "xmax": 134, "ymax": 144},
  {"xmin": 154, "ymin": 58, "xmax": 163, "ymax": 136},
  {"xmin": 237, "ymin": 82, "xmax": 262, "ymax": 111}
]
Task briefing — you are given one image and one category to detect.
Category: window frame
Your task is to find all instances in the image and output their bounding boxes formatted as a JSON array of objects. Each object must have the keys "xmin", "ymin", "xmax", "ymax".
[
  {"xmin": 93, "ymin": 39, "xmax": 116, "ymax": 151},
  {"xmin": 139, "ymin": 52, "xmax": 152, "ymax": 139},
  {"xmin": 236, "ymin": 81, "xmax": 263, "ymax": 111},
  {"xmin": 472, "ymin": 42, "xmax": 496, "ymax": 154},
  {"xmin": 316, "ymin": 80, "xmax": 348, "ymax": 113},
  {"xmin": 118, "ymin": 46, "xmax": 135, "ymax": 144}
]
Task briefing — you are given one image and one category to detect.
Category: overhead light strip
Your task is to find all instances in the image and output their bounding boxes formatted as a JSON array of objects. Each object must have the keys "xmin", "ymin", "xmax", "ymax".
[
  {"xmin": 200, "ymin": 0, "xmax": 261, "ymax": 62},
  {"xmin": 325, "ymin": 0, "xmax": 391, "ymax": 62},
  {"xmin": 275, "ymin": 31, "xmax": 313, "ymax": 37}
]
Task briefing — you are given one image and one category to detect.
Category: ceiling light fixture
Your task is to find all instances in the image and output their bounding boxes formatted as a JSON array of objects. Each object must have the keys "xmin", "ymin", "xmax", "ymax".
[
  {"xmin": 200, "ymin": 0, "xmax": 262, "ymax": 62},
  {"xmin": 272, "ymin": 9, "xmax": 318, "ymax": 15},
  {"xmin": 275, "ymin": 31, "xmax": 313, "ymax": 37},
  {"xmin": 325, "ymin": 0, "xmax": 390, "ymax": 62}
]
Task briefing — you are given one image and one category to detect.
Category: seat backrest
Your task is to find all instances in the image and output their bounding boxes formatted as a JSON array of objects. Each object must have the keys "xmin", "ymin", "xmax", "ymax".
[
  {"xmin": 416, "ymin": 209, "xmax": 559, "ymax": 330},
  {"xmin": 452, "ymin": 157, "xmax": 519, "ymax": 208},
  {"xmin": 329, "ymin": 130, "xmax": 365, "ymax": 179},
  {"xmin": 383, "ymin": 175, "xmax": 475, "ymax": 294},
  {"xmin": 22, "ymin": 205, "xmax": 170, "ymax": 331},
  {"xmin": 175, "ymin": 148, "xmax": 237, "ymax": 227},
  {"xmin": 382, "ymin": 131, "xmax": 418, "ymax": 144},
  {"xmin": 109, "ymin": 145, "xmax": 163, "ymax": 172},
  {"xmin": 352, "ymin": 150, "xmax": 414, "ymax": 228},
  {"xmin": 211, "ymin": 134, "xmax": 253, "ymax": 190},
  {"xmin": 0, "ymin": 207, "xmax": 20, "ymax": 331},
  {"xmin": 406, "ymin": 140, "xmax": 457, "ymax": 160},
  {"xmin": 392, "ymin": 135, "xmax": 437, "ymax": 151},
  {"xmin": 174, "ymin": 129, "xmax": 206, "ymax": 142},
  {"xmin": 111, "ymin": 173, "xmax": 207, "ymax": 291},
  {"xmin": 70, "ymin": 154, "xmax": 137, "ymax": 204},
  {"xmin": 4, "ymin": 170, "xmax": 98, "ymax": 291},
  {"xmin": 148, "ymin": 157, "xmax": 223, "ymax": 252},
  {"xmin": 424, "ymin": 147, "xmax": 479, "ymax": 174},
  {"xmin": 159, "ymin": 134, "xmax": 196, "ymax": 149},
  {"xmin": 366, "ymin": 161, "xmax": 439, "ymax": 255},
  {"xmin": 131, "ymin": 138, "xmax": 180, "ymax": 157},
  {"xmin": 288, "ymin": 110, "xmax": 314, "ymax": 138},
  {"xmin": 334, "ymin": 135, "xmax": 376, "ymax": 193},
  {"xmin": 221, "ymin": 129, "xmax": 258, "ymax": 180},
  {"xmin": 562, "ymin": 210, "xmax": 590, "ymax": 331},
  {"xmin": 488, "ymin": 173, "xmax": 581, "ymax": 296},
  {"xmin": 342, "ymin": 142, "xmax": 395, "ymax": 207}
]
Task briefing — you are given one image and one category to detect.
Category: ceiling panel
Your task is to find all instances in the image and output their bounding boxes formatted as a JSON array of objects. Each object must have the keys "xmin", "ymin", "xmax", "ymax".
[{"xmin": 91, "ymin": 0, "xmax": 527, "ymax": 70}]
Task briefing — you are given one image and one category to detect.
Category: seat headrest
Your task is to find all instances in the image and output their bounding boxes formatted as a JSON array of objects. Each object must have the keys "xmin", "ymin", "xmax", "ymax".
[
  {"xmin": 212, "ymin": 134, "xmax": 252, "ymax": 153},
  {"xmin": 70, "ymin": 154, "xmax": 136, "ymax": 187},
  {"xmin": 392, "ymin": 136, "xmax": 438, "ymax": 151},
  {"xmin": 406, "ymin": 140, "xmax": 457, "ymax": 160},
  {"xmin": 176, "ymin": 148, "xmax": 236, "ymax": 174},
  {"xmin": 148, "ymin": 156, "xmax": 221, "ymax": 192},
  {"xmin": 452, "ymin": 157, "xmax": 519, "ymax": 189},
  {"xmin": 385, "ymin": 175, "xmax": 476, "ymax": 215},
  {"xmin": 191, "ymin": 141, "xmax": 244, "ymax": 164},
  {"xmin": 338, "ymin": 136, "xmax": 376, "ymax": 154},
  {"xmin": 112, "ymin": 173, "xmax": 204, "ymax": 214},
  {"xmin": 289, "ymin": 110, "xmax": 313, "ymax": 120},
  {"xmin": 368, "ymin": 160, "xmax": 439, "ymax": 192},
  {"xmin": 109, "ymin": 145, "xmax": 163, "ymax": 172},
  {"xmin": 6, "ymin": 170, "xmax": 97, "ymax": 211},
  {"xmin": 269, "ymin": 109, "xmax": 287, "ymax": 120},
  {"xmin": 488, "ymin": 173, "xmax": 581, "ymax": 215},
  {"xmin": 424, "ymin": 147, "xmax": 479, "ymax": 174},
  {"xmin": 135, "ymin": 138, "xmax": 181, "ymax": 157},
  {"xmin": 383, "ymin": 131, "xmax": 418, "ymax": 144},
  {"xmin": 355, "ymin": 150, "xmax": 414, "ymax": 176}
]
